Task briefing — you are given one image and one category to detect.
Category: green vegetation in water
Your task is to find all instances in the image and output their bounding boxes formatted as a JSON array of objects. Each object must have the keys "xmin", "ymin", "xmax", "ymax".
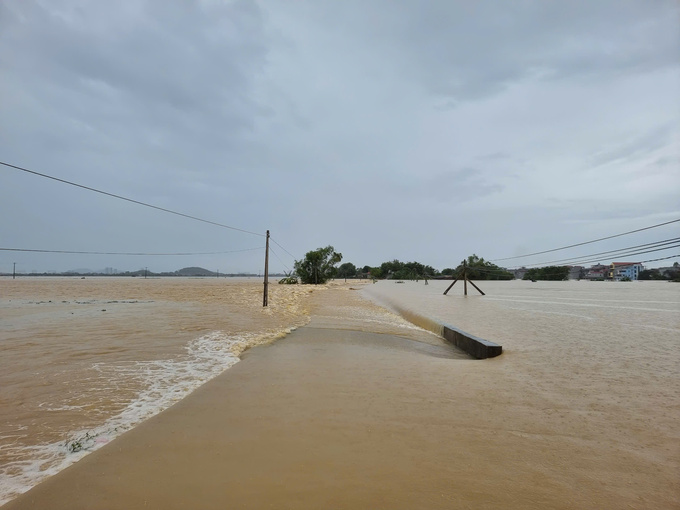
[
  {"xmin": 294, "ymin": 246, "xmax": 343, "ymax": 284},
  {"xmin": 523, "ymin": 266, "xmax": 570, "ymax": 281},
  {"xmin": 66, "ymin": 432, "xmax": 94, "ymax": 453},
  {"xmin": 445, "ymin": 254, "xmax": 514, "ymax": 281},
  {"xmin": 278, "ymin": 271, "xmax": 298, "ymax": 285}
]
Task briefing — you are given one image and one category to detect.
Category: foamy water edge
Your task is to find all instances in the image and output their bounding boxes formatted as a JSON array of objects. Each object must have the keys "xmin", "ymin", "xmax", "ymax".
[{"xmin": 0, "ymin": 326, "xmax": 300, "ymax": 506}]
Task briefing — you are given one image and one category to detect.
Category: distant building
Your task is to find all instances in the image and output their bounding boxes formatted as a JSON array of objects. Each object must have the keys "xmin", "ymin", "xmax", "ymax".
[
  {"xmin": 585, "ymin": 264, "xmax": 608, "ymax": 280},
  {"xmin": 513, "ymin": 267, "xmax": 528, "ymax": 280},
  {"xmin": 568, "ymin": 266, "xmax": 585, "ymax": 280},
  {"xmin": 609, "ymin": 262, "xmax": 643, "ymax": 281},
  {"xmin": 657, "ymin": 264, "xmax": 680, "ymax": 279}
]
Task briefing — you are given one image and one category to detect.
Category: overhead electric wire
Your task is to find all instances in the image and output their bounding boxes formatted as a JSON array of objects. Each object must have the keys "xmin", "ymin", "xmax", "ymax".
[
  {"xmin": 516, "ymin": 253, "xmax": 680, "ymax": 279},
  {"xmin": 447, "ymin": 238, "xmax": 679, "ymax": 273},
  {"xmin": 1, "ymin": 160, "xmax": 265, "ymax": 237},
  {"xmin": 555, "ymin": 243, "xmax": 680, "ymax": 268},
  {"xmin": 639, "ymin": 254, "xmax": 680, "ymax": 264},
  {"xmin": 516, "ymin": 243, "xmax": 680, "ymax": 269},
  {"xmin": 493, "ymin": 245, "xmax": 679, "ymax": 273},
  {"xmin": 470, "ymin": 254, "xmax": 679, "ymax": 279},
  {"xmin": 461, "ymin": 243, "xmax": 680, "ymax": 275},
  {"xmin": 491, "ymin": 218, "xmax": 680, "ymax": 262},
  {"xmin": 515, "ymin": 237, "xmax": 680, "ymax": 268},
  {"xmin": 270, "ymin": 237, "xmax": 297, "ymax": 261},
  {"xmin": 0, "ymin": 246, "xmax": 264, "ymax": 256},
  {"xmin": 268, "ymin": 245, "xmax": 292, "ymax": 273},
  {"xmin": 506, "ymin": 245, "xmax": 680, "ymax": 276}
]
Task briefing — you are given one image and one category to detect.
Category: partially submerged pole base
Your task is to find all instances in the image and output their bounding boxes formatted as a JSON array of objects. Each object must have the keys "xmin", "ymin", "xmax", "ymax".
[
  {"xmin": 263, "ymin": 230, "xmax": 270, "ymax": 307},
  {"xmin": 443, "ymin": 276, "xmax": 485, "ymax": 296},
  {"xmin": 443, "ymin": 260, "xmax": 485, "ymax": 296}
]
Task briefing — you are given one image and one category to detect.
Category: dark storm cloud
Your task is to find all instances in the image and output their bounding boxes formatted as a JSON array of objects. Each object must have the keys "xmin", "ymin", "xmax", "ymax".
[
  {"xmin": 0, "ymin": 0, "xmax": 270, "ymax": 170},
  {"xmin": 0, "ymin": 0, "xmax": 279, "ymax": 272}
]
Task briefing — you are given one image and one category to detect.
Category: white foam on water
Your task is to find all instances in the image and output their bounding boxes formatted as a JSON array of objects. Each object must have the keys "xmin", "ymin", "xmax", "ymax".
[
  {"xmin": 0, "ymin": 328, "xmax": 294, "ymax": 506},
  {"xmin": 360, "ymin": 287, "xmax": 447, "ymax": 338},
  {"xmin": 318, "ymin": 305, "xmax": 439, "ymax": 333}
]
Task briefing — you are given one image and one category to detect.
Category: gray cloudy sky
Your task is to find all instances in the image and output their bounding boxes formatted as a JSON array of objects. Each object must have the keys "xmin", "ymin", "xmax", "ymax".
[{"xmin": 1, "ymin": 0, "xmax": 679, "ymax": 274}]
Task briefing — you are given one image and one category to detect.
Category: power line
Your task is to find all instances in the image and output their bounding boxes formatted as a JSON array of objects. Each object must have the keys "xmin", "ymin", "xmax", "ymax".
[
  {"xmin": 268, "ymin": 245, "xmax": 292, "ymax": 273},
  {"xmin": 640, "ymin": 255, "xmax": 680, "ymax": 264},
  {"xmin": 506, "ymin": 245, "xmax": 680, "ymax": 275},
  {"xmin": 515, "ymin": 254, "xmax": 680, "ymax": 279},
  {"xmin": 491, "ymin": 218, "xmax": 680, "ymax": 262},
  {"xmin": 517, "ymin": 237, "xmax": 680, "ymax": 268},
  {"xmin": 459, "ymin": 244, "xmax": 680, "ymax": 277},
  {"xmin": 471, "ymin": 254, "xmax": 678, "ymax": 280},
  {"xmin": 559, "ymin": 244, "xmax": 680, "ymax": 268},
  {"xmin": 270, "ymin": 237, "xmax": 297, "ymax": 260},
  {"xmin": 1, "ymin": 160, "xmax": 265, "ymax": 237},
  {"xmin": 446, "ymin": 238, "xmax": 678, "ymax": 273},
  {"xmin": 508, "ymin": 244, "xmax": 680, "ymax": 270},
  {"xmin": 0, "ymin": 246, "xmax": 263, "ymax": 256}
]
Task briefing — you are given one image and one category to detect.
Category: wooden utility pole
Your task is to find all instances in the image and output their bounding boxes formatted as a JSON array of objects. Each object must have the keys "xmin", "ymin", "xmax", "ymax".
[
  {"xmin": 263, "ymin": 230, "xmax": 270, "ymax": 307},
  {"xmin": 443, "ymin": 259, "xmax": 485, "ymax": 296},
  {"xmin": 466, "ymin": 276, "xmax": 486, "ymax": 296},
  {"xmin": 463, "ymin": 260, "xmax": 468, "ymax": 295}
]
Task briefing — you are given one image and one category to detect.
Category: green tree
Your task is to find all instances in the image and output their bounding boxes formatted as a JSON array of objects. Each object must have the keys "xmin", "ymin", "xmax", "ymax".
[
  {"xmin": 639, "ymin": 269, "xmax": 665, "ymax": 280},
  {"xmin": 523, "ymin": 266, "xmax": 570, "ymax": 281},
  {"xmin": 294, "ymin": 246, "xmax": 343, "ymax": 284},
  {"xmin": 377, "ymin": 259, "xmax": 438, "ymax": 280},
  {"xmin": 369, "ymin": 266, "xmax": 383, "ymax": 279},
  {"xmin": 337, "ymin": 262, "xmax": 357, "ymax": 279},
  {"xmin": 380, "ymin": 259, "xmax": 404, "ymax": 278},
  {"xmin": 392, "ymin": 261, "xmax": 438, "ymax": 280},
  {"xmin": 667, "ymin": 264, "xmax": 680, "ymax": 282},
  {"xmin": 452, "ymin": 254, "xmax": 514, "ymax": 280}
]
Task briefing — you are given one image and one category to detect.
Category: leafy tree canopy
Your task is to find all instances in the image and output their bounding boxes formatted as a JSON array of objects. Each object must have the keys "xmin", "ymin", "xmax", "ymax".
[
  {"xmin": 369, "ymin": 267, "xmax": 383, "ymax": 278},
  {"xmin": 452, "ymin": 254, "xmax": 514, "ymax": 280},
  {"xmin": 294, "ymin": 246, "xmax": 343, "ymax": 284},
  {"xmin": 639, "ymin": 269, "xmax": 665, "ymax": 281},
  {"xmin": 379, "ymin": 259, "xmax": 438, "ymax": 280},
  {"xmin": 523, "ymin": 266, "xmax": 570, "ymax": 281},
  {"xmin": 337, "ymin": 262, "xmax": 357, "ymax": 278}
]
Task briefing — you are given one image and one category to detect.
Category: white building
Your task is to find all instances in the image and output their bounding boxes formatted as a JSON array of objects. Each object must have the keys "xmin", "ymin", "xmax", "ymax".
[{"xmin": 609, "ymin": 262, "xmax": 643, "ymax": 281}]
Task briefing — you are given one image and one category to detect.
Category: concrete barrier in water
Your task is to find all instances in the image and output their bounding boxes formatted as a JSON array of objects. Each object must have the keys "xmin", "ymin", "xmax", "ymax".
[
  {"xmin": 440, "ymin": 323, "xmax": 502, "ymax": 359},
  {"xmin": 363, "ymin": 294, "xmax": 502, "ymax": 360}
]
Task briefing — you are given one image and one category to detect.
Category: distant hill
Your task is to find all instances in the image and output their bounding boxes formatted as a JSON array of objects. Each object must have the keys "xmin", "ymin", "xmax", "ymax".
[
  {"xmin": 1, "ymin": 267, "xmax": 265, "ymax": 277},
  {"xmin": 176, "ymin": 267, "xmax": 216, "ymax": 276}
]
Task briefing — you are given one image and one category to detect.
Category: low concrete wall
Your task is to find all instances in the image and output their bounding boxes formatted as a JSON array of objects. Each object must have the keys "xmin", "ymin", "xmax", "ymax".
[
  {"xmin": 441, "ymin": 324, "xmax": 502, "ymax": 359},
  {"xmin": 361, "ymin": 292, "xmax": 502, "ymax": 360}
]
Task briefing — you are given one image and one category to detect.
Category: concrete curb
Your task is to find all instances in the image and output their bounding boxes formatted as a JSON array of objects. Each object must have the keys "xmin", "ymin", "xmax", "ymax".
[{"xmin": 440, "ymin": 324, "xmax": 502, "ymax": 359}]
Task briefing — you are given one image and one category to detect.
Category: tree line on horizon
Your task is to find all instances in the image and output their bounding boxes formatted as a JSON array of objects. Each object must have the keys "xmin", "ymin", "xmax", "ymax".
[
  {"xmin": 290, "ymin": 247, "xmax": 680, "ymax": 285},
  {"xmin": 289, "ymin": 248, "xmax": 516, "ymax": 284}
]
